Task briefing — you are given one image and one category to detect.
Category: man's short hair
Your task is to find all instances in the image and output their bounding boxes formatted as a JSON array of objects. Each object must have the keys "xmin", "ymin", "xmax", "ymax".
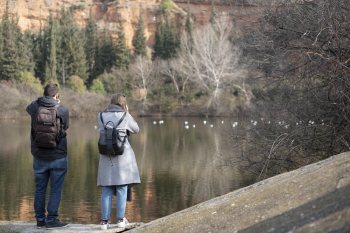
[{"xmin": 43, "ymin": 83, "xmax": 59, "ymax": 97}]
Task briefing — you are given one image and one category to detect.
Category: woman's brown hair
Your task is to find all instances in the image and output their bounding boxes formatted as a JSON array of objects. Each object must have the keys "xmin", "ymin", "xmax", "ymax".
[{"xmin": 110, "ymin": 93, "xmax": 127, "ymax": 111}]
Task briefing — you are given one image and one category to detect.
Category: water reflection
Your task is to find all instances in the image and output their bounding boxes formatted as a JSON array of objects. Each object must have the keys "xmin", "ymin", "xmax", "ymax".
[{"xmin": 0, "ymin": 118, "xmax": 255, "ymax": 223}]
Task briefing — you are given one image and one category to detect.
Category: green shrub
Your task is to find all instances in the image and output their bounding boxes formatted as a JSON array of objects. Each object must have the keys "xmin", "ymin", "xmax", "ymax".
[
  {"xmin": 67, "ymin": 75, "xmax": 87, "ymax": 94},
  {"xmin": 18, "ymin": 71, "xmax": 43, "ymax": 94},
  {"xmin": 98, "ymin": 72, "xmax": 118, "ymax": 94},
  {"xmin": 98, "ymin": 70, "xmax": 132, "ymax": 95},
  {"xmin": 161, "ymin": 97, "xmax": 177, "ymax": 113},
  {"xmin": 161, "ymin": 0, "xmax": 173, "ymax": 13},
  {"xmin": 90, "ymin": 79, "xmax": 106, "ymax": 95},
  {"xmin": 70, "ymin": 3, "xmax": 85, "ymax": 11}
]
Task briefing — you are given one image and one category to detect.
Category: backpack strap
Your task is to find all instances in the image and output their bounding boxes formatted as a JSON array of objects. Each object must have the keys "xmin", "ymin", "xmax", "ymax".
[
  {"xmin": 116, "ymin": 112, "xmax": 127, "ymax": 127},
  {"xmin": 100, "ymin": 112, "xmax": 127, "ymax": 128},
  {"xmin": 99, "ymin": 112, "xmax": 105, "ymax": 127},
  {"xmin": 54, "ymin": 104, "xmax": 63, "ymax": 141}
]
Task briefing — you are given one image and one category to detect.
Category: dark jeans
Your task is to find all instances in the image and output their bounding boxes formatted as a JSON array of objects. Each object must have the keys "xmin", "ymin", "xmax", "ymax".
[{"xmin": 33, "ymin": 157, "xmax": 67, "ymax": 222}]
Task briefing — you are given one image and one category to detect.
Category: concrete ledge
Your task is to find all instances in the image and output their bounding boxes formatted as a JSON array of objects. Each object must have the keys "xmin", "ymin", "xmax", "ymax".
[
  {"xmin": 131, "ymin": 152, "xmax": 350, "ymax": 233},
  {"xmin": 0, "ymin": 222, "xmax": 142, "ymax": 233}
]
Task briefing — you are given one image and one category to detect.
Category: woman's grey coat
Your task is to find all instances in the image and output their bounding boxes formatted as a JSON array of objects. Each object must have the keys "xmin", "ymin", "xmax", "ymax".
[{"xmin": 97, "ymin": 104, "xmax": 141, "ymax": 186}]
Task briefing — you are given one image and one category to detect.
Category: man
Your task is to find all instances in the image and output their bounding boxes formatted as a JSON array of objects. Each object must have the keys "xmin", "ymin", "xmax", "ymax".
[{"xmin": 26, "ymin": 83, "xmax": 69, "ymax": 229}]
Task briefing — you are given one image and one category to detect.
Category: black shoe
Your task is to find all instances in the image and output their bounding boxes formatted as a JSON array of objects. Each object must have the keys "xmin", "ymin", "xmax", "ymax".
[
  {"xmin": 46, "ymin": 219, "xmax": 69, "ymax": 229},
  {"xmin": 36, "ymin": 220, "xmax": 46, "ymax": 228}
]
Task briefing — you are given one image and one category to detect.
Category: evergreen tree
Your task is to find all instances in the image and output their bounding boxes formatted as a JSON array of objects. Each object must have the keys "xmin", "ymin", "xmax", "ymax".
[
  {"xmin": 57, "ymin": 8, "xmax": 73, "ymax": 85},
  {"xmin": 85, "ymin": 14, "xmax": 98, "ymax": 83},
  {"xmin": 94, "ymin": 29, "xmax": 116, "ymax": 76},
  {"xmin": 0, "ymin": 13, "xmax": 18, "ymax": 80},
  {"xmin": 57, "ymin": 8, "xmax": 87, "ymax": 85},
  {"xmin": 68, "ymin": 29, "xmax": 87, "ymax": 80},
  {"xmin": 92, "ymin": 36, "xmax": 104, "ymax": 78},
  {"xmin": 153, "ymin": 22, "xmax": 164, "ymax": 59},
  {"xmin": 153, "ymin": 16, "xmax": 180, "ymax": 60},
  {"xmin": 132, "ymin": 13, "xmax": 147, "ymax": 57},
  {"xmin": 163, "ymin": 16, "xmax": 172, "ymax": 58},
  {"xmin": 185, "ymin": 10, "xmax": 194, "ymax": 53},
  {"xmin": 168, "ymin": 19, "xmax": 180, "ymax": 58},
  {"xmin": 115, "ymin": 21, "xmax": 130, "ymax": 70},
  {"xmin": 32, "ymin": 30, "xmax": 46, "ymax": 82},
  {"xmin": 18, "ymin": 31, "xmax": 35, "ymax": 73},
  {"xmin": 0, "ymin": 4, "xmax": 33, "ymax": 80},
  {"xmin": 210, "ymin": 1, "xmax": 217, "ymax": 26},
  {"xmin": 44, "ymin": 15, "xmax": 58, "ymax": 82},
  {"xmin": 0, "ymin": 25, "xmax": 3, "ymax": 59}
]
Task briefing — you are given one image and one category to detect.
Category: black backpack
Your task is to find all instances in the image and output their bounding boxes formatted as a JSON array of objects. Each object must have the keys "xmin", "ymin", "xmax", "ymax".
[
  {"xmin": 33, "ymin": 105, "xmax": 61, "ymax": 149},
  {"xmin": 98, "ymin": 112, "xmax": 127, "ymax": 156}
]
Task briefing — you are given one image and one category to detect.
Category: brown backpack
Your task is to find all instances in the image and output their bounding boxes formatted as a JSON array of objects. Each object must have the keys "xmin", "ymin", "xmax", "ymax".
[{"xmin": 33, "ymin": 105, "xmax": 61, "ymax": 149}]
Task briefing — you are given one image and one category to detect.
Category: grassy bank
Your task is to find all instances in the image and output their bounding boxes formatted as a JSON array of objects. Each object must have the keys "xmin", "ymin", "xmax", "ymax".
[
  {"xmin": 0, "ymin": 81, "xmax": 107, "ymax": 119},
  {"xmin": 0, "ymin": 81, "xmax": 246, "ymax": 119}
]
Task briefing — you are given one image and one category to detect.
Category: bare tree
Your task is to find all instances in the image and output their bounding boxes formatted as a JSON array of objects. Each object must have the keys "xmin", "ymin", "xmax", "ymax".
[
  {"xmin": 159, "ymin": 58, "xmax": 194, "ymax": 95},
  {"xmin": 227, "ymin": 0, "xmax": 350, "ymax": 176},
  {"xmin": 130, "ymin": 55, "xmax": 153, "ymax": 101},
  {"xmin": 176, "ymin": 21, "xmax": 250, "ymax": 109}
]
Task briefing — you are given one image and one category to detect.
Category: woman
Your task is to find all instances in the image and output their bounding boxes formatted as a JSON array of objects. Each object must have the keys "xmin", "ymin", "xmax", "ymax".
[{"xmin": 97, "ymin": 94, "xmax": 140, "ymax": 230}]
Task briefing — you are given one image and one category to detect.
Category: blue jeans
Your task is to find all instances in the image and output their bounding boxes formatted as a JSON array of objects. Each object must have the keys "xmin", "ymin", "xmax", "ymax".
[
  {"xmin": 101, "ymin": 185, "xmax": 128, "ymax": 221},
  {"xmin": 33, "ymin": 157, "xmax": 67, "ymax": 222}
]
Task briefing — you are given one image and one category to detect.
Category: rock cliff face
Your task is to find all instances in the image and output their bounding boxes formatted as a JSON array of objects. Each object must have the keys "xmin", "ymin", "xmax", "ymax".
[{"xmin": 0, "ymin": 0, "xmax": 266, "ymax": 46}]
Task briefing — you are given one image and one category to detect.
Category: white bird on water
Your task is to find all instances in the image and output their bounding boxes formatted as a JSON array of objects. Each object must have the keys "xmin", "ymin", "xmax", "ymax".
[
  {"xmin": 203, "ymin": 120, "xmax": 207, "ymax": 125},
  {"xmin": 185, "ymin": 125, "xmax": 189, "ymax": 129},
  {"xmin": 153, "ymin": 121, "xmax": 157, "ymax": 125}
]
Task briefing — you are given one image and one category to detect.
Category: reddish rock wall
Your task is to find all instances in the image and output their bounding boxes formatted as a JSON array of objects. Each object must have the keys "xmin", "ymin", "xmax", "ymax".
[{"xmin": 0, "ymin": 0, "xmax": 266, "ymax": 46}]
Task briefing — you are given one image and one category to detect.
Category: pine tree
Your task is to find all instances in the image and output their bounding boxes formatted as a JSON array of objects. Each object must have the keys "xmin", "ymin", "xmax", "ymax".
[
  {"xmin": 57, "ymin": 8, "xmax": 87, "ymax": 84},
  {"xmin": 153, "ymin": 22, "xmax": 164, "ymax": 59},
  {"xmin": 152, "ymin": 16, "xmax": 180, "ymax": 60},
  {"xmin": 163, "ymin": 16, "xmax": 172, "ymax": 58},
  {"xmin": 44, "ymin": 15, "xmax": 58, "ymax": 82},
  {"xmin": 210, "ymin": 1, "xmax": 217, "ymax": 26},
  {"xmin": 115, "ymin": 21, "xmax": 130, "ymax": 70},
  {"xmin": 20, "ymin": 31, "xmax": 35, "ymax": 73},
  {"xmin": 168, "ymin": 19, "xmax": 180, "ymax": 58},
  {"xmin": 57, "ymin": 8, "xmax": 73, "ymax": 85},
  {"xmin": 32, "ymin": 30, "xmax": 46, "ymax": 82},
  {"xmin": 132, "ymin": 13, "xmax": 147, "ymax": 57},
  {"xmin": 0, "ymin": 12, "xmax": 18, "ymax": 80},
  {"xmin": 92, "ymin": 36, "xmax": 103, "ymax": 78},
  {"xmin": 85, "ymin": 14, "xmax": 98, "ymax": 83},
  {"xmin": 68, "ymin": 29, "xmax": 87, "ymax": 80},
  {"xmin": 0, "ymin": 21, "xmax": 3, "ymax": 56},
  {"xmin": 0, "ymin": 4, "xmax": 33, "ymax": 80},
  {"xmin": 95, "ymin": 29, "xmax": 116, "ymax": 76},
  {"xmin": 185, "ymin": 10, "xmax": 193, "ymax": 53}
]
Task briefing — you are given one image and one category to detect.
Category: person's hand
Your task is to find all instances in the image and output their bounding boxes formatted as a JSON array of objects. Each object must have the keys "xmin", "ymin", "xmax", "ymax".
[{"xmin": 54, "ymin": 93, "xmax": 60, "ymax": 104}]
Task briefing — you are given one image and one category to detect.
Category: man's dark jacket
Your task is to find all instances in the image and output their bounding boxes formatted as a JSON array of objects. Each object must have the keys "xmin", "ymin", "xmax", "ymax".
[{"xmin": 26, "ymin": 96, "xmax": 69, "ymax": 160}]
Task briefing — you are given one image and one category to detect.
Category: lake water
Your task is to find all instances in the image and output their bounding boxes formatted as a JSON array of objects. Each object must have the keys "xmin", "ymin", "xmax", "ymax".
[{"xmin": 0, "ymin": 117, "xmax": 257, "ymax": 224}]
